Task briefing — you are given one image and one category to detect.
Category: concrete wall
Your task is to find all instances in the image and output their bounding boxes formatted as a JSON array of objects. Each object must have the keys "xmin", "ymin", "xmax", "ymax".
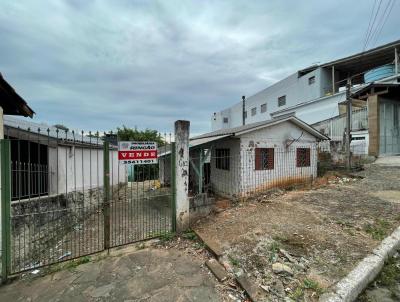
[
  {"xmin": 48, "ymin": 145, "xmax": 125, "ymax": 195},
  {"xmin": 239, "ymin": 121, "xmax": 318, "ymax": 194}
]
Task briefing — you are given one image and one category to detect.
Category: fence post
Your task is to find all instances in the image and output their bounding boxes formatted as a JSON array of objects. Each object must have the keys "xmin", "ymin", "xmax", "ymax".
[
  {"xmin": 174, "ymin": 120, "xmax": 190, "ymax": 233},
  {"xmin": 103, "ymin": 141, "xmax": 111, "ymax": 250},
  {"xmin": 1, "ymin": 139, "xmax": 11, "ymax": 281}
]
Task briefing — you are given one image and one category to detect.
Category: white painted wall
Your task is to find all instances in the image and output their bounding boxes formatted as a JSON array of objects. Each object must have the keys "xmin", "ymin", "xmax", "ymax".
[
  {"xmin": 48, "ymin": 145, "xmax": 125, "ymax": 195},
  {"xmin": 211, "ymin": 67, "xmax": 333, "ymax": 130},
  {"xmin": 208, "ymin": 121, "xmax": 318, "ymax": 196},
  {"xmin": 239, "ymin": 122, "xmax": 318, "ymax": 194},
  {"xmin": 209, "ymin": 138, "xmax": 242, "ymax": 196}
]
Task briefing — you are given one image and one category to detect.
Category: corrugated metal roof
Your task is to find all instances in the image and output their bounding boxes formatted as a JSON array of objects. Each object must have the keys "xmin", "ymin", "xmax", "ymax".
[
  {"xmin": 4, "ymin": 115, "xmax": 103, "ymax": 146},
  {"xmin": 191, "ymin": 115, "xmax": 329, "ymax": 141}
]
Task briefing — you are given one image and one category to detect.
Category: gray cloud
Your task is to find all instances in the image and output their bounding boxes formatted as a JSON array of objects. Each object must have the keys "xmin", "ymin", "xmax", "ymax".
[{"xmin": 0, "ymin": 0, "xmax": 399, "ymax": 135}]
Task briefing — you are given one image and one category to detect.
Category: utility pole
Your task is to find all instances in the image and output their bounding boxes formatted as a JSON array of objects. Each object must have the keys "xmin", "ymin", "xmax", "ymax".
[{"xmin": 345, "ymin": 78, "xmax": 352, "ymax": 170}]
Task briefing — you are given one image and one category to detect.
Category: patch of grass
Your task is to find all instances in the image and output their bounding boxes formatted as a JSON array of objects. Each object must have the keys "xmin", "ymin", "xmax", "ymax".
[
  {"xmin": 376, "ymin": 258, "xmax": 400, "ymax": 287},
  {"xmin": 289, "ymin": 286, "xmax": 304, "ymax": 301},
  {"xmin": 303, "ymin": 278, "xmax": 324, "ymax": 295},
  {"xmin": 62, "ymin": 256, "xmax": 91, "ymax": 270},
  {"xmin": 268, "ymin": 241, "xmax": 280, "ymax": 262},
  {"xmin": 364, "ymin": 219, "xmax": 391, "ymax": 240},
  {"xmin": 182, "ymin": 229, "xmax": 197, "ymax": 241},
  {"xmin": 289, "ymin": 278, "xmax": 324, "ymax": 300},
  {"xmin": 228, "ymin": 255, "xmax": 240, "ymax": 267},
  {"xmin": 152, "ymin": 231, "xmax": 176, "ymax": 242}
]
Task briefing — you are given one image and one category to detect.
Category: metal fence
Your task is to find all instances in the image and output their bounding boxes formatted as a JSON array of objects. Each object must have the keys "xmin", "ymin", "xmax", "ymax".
[
  {"xmin": 1, "ymin": 127, "xmax": 174, "ymax": 278},
  {"xmin": 189, "ymin": 145, "xmax": 318, "ymax": 200}
]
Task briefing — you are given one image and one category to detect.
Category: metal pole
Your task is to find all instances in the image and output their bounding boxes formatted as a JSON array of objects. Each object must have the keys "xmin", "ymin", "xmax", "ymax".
[
  {"xmin": 198, "ymin": 149, "xmax": 203, "ymax": 194},
  {"xmin": 332, "ymin": 66, "xmax": 335, "ymax": 94},
  {"xmin": 242, "ymin": 96, "xmax": 246, "ymax": 126},
  {"xmin": 1, "ymin": 139, "xmax": 11, "ymax": 281},
  {"xmin": 103, "ymin": 141, "xmax": 110, "ymax": 250},
  {"xmin": 346, "ymin": 78, "xmax": 352, "ymax": 170},
  {"xmin": 395, "ymin": 47, "xmax": 398, "ymax": 75}
]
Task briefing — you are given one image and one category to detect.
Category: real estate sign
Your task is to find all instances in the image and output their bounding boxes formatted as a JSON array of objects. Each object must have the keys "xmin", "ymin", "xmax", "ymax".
[{"xmin": 118, "ymin": 141, "xmax": 158, "ymax": 165}]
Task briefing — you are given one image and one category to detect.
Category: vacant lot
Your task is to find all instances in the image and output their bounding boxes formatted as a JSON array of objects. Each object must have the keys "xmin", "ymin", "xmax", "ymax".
[{"xmin": 195, "ymin": 165, "xmax": 400, "ymax": 301}]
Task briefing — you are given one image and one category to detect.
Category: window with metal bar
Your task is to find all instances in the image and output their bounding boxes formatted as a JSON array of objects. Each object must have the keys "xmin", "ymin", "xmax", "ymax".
[
  {"xmin": 215, "ymin": 148, "xmax": 230, "ymax": 170},
  {"xmin": 296, "ymin": 147, "xmax": 311, "ymax": 167},
  {"xmin": 255, "ymin": 148, "xmax": 274, "ymax": 170}
]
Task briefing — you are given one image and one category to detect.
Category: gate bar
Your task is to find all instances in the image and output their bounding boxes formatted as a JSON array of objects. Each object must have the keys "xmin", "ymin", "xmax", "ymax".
[
  {"xmin": 103, "ymin": 141, "xmax": 111, "ymax": 250},
  {"xmin": 1, "ymin": 140, "xmax": 11, "ymax": 282}
]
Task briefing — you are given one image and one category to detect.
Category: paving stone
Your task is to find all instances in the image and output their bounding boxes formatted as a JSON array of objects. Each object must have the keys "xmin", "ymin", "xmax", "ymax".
[
  {"xmin": 195, "ymin": 231, "xmax": 224, "ymax": 259},
  {"xmin": 205, "ymin": 258, "xmax": 228, "ymax": 282},
  {"xmin": 236, "ymin": 275, "xmax": 259, "ymax": 302}
]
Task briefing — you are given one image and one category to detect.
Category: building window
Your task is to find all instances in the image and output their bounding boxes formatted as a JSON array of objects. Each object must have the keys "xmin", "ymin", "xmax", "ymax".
[
  {"xmin": 308, "ymin": 76, "xmax": 315, "ymax": 85},
  {"xmin": 251, "ymin": 107, "xmax": 257, "ymax": 116},
  {"xmin": 215, "ymin": 149, "xmax": 230, "ymax": 170},
  {"xmin": 223, "ymin": 117, "xmax": 229, "ymax": 123},
  {"xmin": 261, "ymin": 103, "xmax": 267, "ymax": 113},
  {"xmin": 278, "ymin": 95, "xmax": 286, "ymax": 107},
  {"xmin": 255, "ymin": 148, "xmax": 274, "ymax": 170},
  {"xmin": 296, "ymin": 148, "xmax": 311, "ymax": 167}
]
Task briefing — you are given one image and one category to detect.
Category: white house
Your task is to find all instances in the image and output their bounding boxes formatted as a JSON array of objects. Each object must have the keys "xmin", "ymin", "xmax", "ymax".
[
  {"xmin": 3, "ymin": 116, "xmax": 125, "ymax": 201},
  {"xmin": 158, "ymin": 116, "xmax": 328, "ymax": 198}
]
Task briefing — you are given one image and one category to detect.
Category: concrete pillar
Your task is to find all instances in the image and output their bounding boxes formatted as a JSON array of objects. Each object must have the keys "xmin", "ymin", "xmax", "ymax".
[{"xmin": 174, "ymin": 120, "xmax": 190, "ymax": 232}]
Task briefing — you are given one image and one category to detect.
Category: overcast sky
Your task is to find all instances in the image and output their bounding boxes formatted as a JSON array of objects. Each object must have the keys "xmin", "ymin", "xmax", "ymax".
[{"xmin": 1, "ymin": 0, "xmax": 399, "ymax": 135}]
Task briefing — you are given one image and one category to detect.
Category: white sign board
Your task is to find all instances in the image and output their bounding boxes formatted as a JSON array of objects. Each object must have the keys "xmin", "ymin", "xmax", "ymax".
[{"xmin": 118, "ymin": 141, "xmax": 158, "ymax": 165}]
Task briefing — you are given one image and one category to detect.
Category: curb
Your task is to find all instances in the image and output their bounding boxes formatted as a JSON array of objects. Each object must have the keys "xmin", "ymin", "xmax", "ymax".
[{"xmin": 319, "ymin": 226, "xmax": 400, "ymax": 302}]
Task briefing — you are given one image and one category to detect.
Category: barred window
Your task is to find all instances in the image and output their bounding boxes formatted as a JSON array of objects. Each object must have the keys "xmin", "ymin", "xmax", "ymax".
[
  {"xmin": 223, "ymin": 117, "xmax": 229, "ymax": 123},
  {"xmin": 278, "ymin": 95, "xmax": 286, "ymax": 107},
  {"xmin": 296, "ymin": 148, "xmax": 311, "ymax": 167},
  {"xmin": 251, "ymin": 107, "xmax": 257, "ymax": 116},
  {"xmin": 255, "ymin": 148, "xmax": 274, "ymax": 170},
  {"xmin": 215, "ymin": 148, "xmax": 230, "ymax": 170}
]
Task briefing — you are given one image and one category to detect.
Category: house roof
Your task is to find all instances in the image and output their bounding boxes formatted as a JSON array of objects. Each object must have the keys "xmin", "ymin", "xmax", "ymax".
[
  {"xmin": 191, "ymin": 115, "xmax": 329, "ymax": 141},
  {"xmin": 4, "ymin": 115, "xmax": 104, "ymax": 147},
  {"xmin": 349, "ymin": 82, "xmax": 400, "ymax": 99},
  {"xmin": 0, "ymin": 73, "xmax": 34, "ymax": 117}
]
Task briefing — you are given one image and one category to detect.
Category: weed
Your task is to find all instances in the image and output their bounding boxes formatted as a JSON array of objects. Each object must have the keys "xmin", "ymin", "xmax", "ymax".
[
  {"xmin": 364, "ymin": 219, "xmax": 391, "ymax": 240},
  {"xmin": 289, "ymin": 286, "xmax": 303, "ymax": 301},
  {"xmin": 303, "ymin": 278, "xmax": 324, "ymax": 295},
  {"xmin": 376, "ymin": 258, "xmax": 400, "ymax": 287},
  {"xmin": 228, "ymin": 255, "xmax": 240, "ymax": 267},
  {"xmin": 152, "ymin": 231, "xmax": 175, "ymax": 242},
  {"xmin": 268, "ymin": 241, "xmax": 280, "ymax": 262},
  {"xmin": 182, "ymin": 229, "xmax": 197, "ymax": 241}
]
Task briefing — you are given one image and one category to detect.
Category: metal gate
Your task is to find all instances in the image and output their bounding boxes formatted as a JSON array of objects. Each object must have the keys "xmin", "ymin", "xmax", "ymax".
[{"xmin": 1, "ymin": 127, "xmax": 175, "ymax": 278}]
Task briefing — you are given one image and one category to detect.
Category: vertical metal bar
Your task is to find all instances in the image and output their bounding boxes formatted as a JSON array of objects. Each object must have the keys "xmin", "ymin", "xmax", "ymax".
[
  {"xmin": 1, "ymin": 140, "xmax": 12, "ymax": 280},
  {"xmin": 170, "ymin": 142, "xmax": 176, "ymax": 232},
  {"xmin": 103, "ymin": 141, "xmax": 110, "ymax": 250}
]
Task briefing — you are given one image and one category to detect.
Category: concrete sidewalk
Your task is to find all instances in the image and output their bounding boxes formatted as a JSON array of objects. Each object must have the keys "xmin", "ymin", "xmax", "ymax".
[{"xmin": 0, "ymin": 247, "xmax": 221, "ymax": 302}]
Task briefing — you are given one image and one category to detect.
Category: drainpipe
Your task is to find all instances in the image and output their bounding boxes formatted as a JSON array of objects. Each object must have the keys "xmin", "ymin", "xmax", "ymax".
[{"xmin": 242, "ymin": 96, "xmax": 246, "ymax": 126}]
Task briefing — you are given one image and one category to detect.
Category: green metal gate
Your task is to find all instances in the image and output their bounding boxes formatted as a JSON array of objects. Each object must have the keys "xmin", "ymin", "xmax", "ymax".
[{"xmin": 1, "ymin": 128, "xmax": 175, "ymax": 279}]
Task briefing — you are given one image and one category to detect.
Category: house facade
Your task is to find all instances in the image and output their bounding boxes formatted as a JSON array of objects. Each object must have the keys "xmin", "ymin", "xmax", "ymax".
[
  {"xmin": 4, "ymin": 116, "xmax": 125, "ymax": 201},
  {"xmin": 211, "ymin": 40, "xmax": 400, "ymax": 157},
  {"xmin": 188, "ymin": 116, "xmax": 328, "ymax": 197}
]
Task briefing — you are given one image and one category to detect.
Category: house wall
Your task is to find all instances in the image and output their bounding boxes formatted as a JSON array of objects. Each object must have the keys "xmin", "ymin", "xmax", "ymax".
[
  {"xmin": 209, "ymin": 138, "xmax": 242, "ymax": 197},
  {"xmin": 211, "ymin": 67, "xmax": 333, "ymax": 130},
  {"xmin": 239, "ymin": 121, "xmax": 318, "ymax": 194},
  {"xmin": 48, "ymin": 145, "xmax": 125, "ymax": 195}
]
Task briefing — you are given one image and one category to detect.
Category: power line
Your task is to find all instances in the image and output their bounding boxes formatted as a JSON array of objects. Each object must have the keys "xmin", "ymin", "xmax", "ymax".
[
  {"xmin": 370, "ymin": 0, "xmax": 396, "ymax": 47},
  {"xmin": 364, "ymin": 0, "xmax": 383, "ymax": 51},
  {"xmin": 363, "ymin": 0, "xmax": 378, "ymax": 52}
]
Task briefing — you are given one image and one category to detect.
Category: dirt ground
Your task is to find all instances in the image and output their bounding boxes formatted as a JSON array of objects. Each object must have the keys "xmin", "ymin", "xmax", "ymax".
[{"xmin": 194, "ymin": 164, "xmax": 400, "ymax": 301}]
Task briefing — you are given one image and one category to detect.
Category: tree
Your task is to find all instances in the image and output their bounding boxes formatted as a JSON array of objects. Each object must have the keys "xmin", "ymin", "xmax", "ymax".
[{"xmin": 116, "ymin": 126, "xmax": 165, "ymax": 146}]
